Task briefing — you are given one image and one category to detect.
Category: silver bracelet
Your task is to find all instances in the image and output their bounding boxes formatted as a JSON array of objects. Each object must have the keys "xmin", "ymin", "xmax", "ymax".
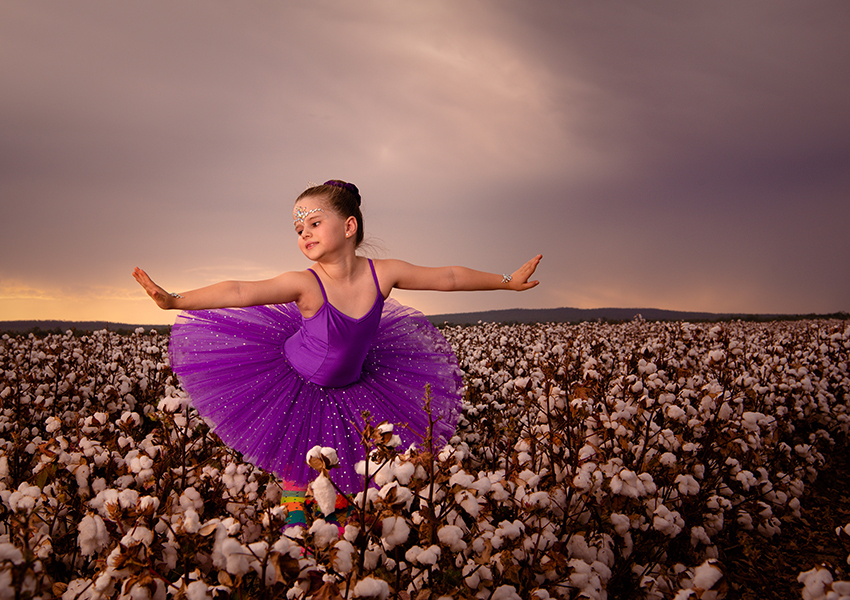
[
  {"xmin": 501, "ymin": 274, "xmax": 512, "ymax": 284},
  {"xmin": 170, "ymin": 292, "xmax": 184, "ymax": 299}
]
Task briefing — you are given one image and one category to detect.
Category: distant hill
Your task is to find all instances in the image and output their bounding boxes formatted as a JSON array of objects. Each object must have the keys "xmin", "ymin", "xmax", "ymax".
[
  {"xmin": 2, "ymin": 308, "xmax": 846, "ymax": 335},
  {"xmin": 0, "ymin": 320, "xmax": 171, "ymax": 334},
  {"xmin": 426, "ymin": 307, "xmax": 848, "ymax": 326}
]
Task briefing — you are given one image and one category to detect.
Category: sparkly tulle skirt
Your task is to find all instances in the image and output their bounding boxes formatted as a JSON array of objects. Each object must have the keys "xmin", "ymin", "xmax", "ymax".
[{"xmin": 168, "ymin": 299, "xmax": 463, "ymax": 492}]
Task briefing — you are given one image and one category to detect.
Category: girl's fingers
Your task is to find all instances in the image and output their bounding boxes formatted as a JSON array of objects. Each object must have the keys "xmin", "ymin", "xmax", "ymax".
[
  {"xmin": 513, "ymin": 255, "xmax": 542, "ymax": 289},
  {"xmin": 133, "ymin": 268, "xmax": 172, "ymax": 308}
]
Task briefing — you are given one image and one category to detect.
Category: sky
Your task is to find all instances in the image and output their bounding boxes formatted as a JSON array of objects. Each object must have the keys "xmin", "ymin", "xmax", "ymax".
[{"xmin": 2, "ymin": 1, "xmax": 849, "ymax": 326}]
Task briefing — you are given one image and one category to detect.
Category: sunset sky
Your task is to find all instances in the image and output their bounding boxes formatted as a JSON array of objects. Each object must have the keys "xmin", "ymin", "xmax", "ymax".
[{"xmin": 2, "ymin": 1, "xmax": 849, "ymax": 326}]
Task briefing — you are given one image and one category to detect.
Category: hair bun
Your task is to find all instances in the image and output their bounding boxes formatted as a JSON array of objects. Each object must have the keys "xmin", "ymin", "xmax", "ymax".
[{"xmin": 323, "ymin": 180, "xmax": 361, "ymax": 206}]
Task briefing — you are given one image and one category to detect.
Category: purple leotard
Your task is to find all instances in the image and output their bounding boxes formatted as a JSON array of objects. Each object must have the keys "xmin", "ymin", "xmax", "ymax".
[
  {"xmin": 283, "ymin": 263, "xmax": 382, "ymax": 388},
  {"xmin": 169, "ymin": 260, "xmax": 462, "ymax": 492}
]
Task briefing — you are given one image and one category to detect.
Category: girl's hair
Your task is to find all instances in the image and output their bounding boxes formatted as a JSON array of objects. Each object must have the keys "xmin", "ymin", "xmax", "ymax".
[{"xmin": 297, "ymin": 180, "xmax": 364, "ymax": 247}]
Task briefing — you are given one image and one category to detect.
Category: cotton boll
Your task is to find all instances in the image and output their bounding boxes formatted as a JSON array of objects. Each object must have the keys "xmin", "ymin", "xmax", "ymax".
[
  {"xmin": 405, "ymin": 544, "xmax": 441, "ymax": 567},
  {"xmin": 306, "ymin": 445, "xmax": 338, "ymax": 470},
  {"xmin": 659, "ymin": 452, "xmax": 677, "ymax": 467},
  {"xmin": 489, "ymin": 481, "xmax": 511, "ymax": 501},
  {"xmin": 525, "ymin": 491, "xmax": 551, "ymax": 509},
  {"xmin": 736, "ymin": 511, "xmax": 754, "ymax": 530},
  {"xmin": 158, "ymin": 393, "xmax": 191, "ymax": 414},
  {"xmin": 122, "ymin": 526, "xmax": 154, "ymax": 548},
  {"xmin": 185, "ymin": 581, "xmax": 212, "ymax": 600},
  {"xmin": 355, "ymin": 458, "xmax": 383, "ymax": 478},
  {"xmin": 320, "ymin": 447, "xmax": 339, "ymax": 466},
  {"xmin": 379, "ymin": 482, "xmax": 414, "ymax": 508},
  {"xmin": 495, "ymin": 520, "xmax": 524, "ymax": 541},
  {"xmin": 78, "ymin": 513, "xmax": 109, "ymax": 556},
  {"xmin": 180, "ymin": 487, "xmax": 204, "ymax": 513},
  {"xmin": 490, "ymin": 585, "xmax": 522, "ymax": 600},
  {"xmin": 610, "ymin": 513, "xmax": 631, "ymax": 537},
  {"xmin": 665, "ymin": 405, "xmax": 687, "ymax": 423},
  {"xmin": 691, "ymin": 559, "xmax": 723, "ymax": 592},
  {"xmin": 220, "ymin": 517, "xmax": 241, "ymax": 537},
  {"xmin": 343, "ymin": 524, "xmax": 361, "ymax": 543},
  {"xmin": 391, "ymin": 459, "xmax": 416, "ymax": 485},
  {"xmin": 373, "ymin": 461, "xmax": 402, "ymax": 489},
  {"xmin": 690, "ymin": 526, "xmax": 711, "ymax": 547},
  {"xmin": 573, "ymin": 470, "xmax": 593, "ymax": 492},
  {"xmin": 463, "ymin": 561, "xmax": 490, "ymax": 590},
  {"xmin": 675, "ymin": 474, "xmax": 700, "ymax": 496},
  {"xmin": 437, "ymin": 525, "xmax": 467, "ymax": 553},
  {"xmin": 610, "ymin": 469, "xmax": 643, "ymax": 498},
  {"xmin": 735, "ymin": 470, "xmax": 757, "ymax": 491},
  {"xmin": 139, "ymin": 495, "xmax": 160, "ymax": 513},
  {"xmin": 130, "ymin": 454, "xmax": 155, "ymax": 483},
  {"xmin": 331, "ymin": 540, "xmax": 356, "ymax": 574},
  {"xmin": 8, "ymin": 482, "xmax": 41, "ymax": 513},
  {"xmin": 568, "ymin": 559, "xmax": 594, "ymax": 591},
  {"xmin": 455, "ymin": 490, "xmax": 481, "ymax": 518},
  {"xmin": 309, "ymin": 519, "xmax": 340, "ymax": 549},
  {"xmin": 653, "ymin": 506, "xmax": 684, "ymax": 537},
  {"xmin": 449, "ymin": 470, "xmax": 475, "ymax": 488},
  {"xmin": 353, "ymin": 488, "xmax": 379, "ymax": 511},
  {"xmin": 471, "ymin": 474, "xmax": 492, "ymax": 495},
  {"xmin": 404, "ymin": 545, "xmax": 423, "ymax": 564},
  {"xmin": 352, "ymin": 576, "xmax": 390, "ymax": 600},
  {"xmin": 464, "ymin": 569, "xmax": 481, "ymax": 590},
  {"xmin": 416, "ymin": 545, "xmax": 441, "ymax": 566},
  {"xmin": 310, "ymin": 473, "xmax": 337, "ymax": 516},
  {"xmin": 182, "ymin": 509, "xmax": 201, "ymax": 534},
  {"xmin": 62, "ymin": 579, "xmax": 99, "ymax": 600},
  {"xmin": 363, "ymin": 544, "xmax": 384, "ymax": 571},
  {"xmin": 797, "ymin": 567, "xmax": 834, "ymax": 600},
  {"xmin": 271, "ymin": 535, "xmax": 299, "ymax": 559},
  {"xmin": 758, "ymin": 517, "xmax": 782, "ymax": 537},
  {"xmin": 219, "ymin": 538, "xmax": 251, "ymax": 576},
  {"xmin": 518, "ymin": 469, "xmax": 541, "ymax": 488},
  {"xmin": 382, "ymin": 516, "xmax": 411, "ymax": 550}
]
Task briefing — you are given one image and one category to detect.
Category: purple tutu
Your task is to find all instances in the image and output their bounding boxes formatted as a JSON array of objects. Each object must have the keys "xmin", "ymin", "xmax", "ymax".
[{"xmin": 168, "ymin": 298, "xmax": 463, "ymax": 492}]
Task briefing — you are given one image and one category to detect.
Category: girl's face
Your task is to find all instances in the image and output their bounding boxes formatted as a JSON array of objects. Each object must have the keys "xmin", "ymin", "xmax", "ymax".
[{"xmin": 293, "ymin": 197, "xmax": 354, "ymax": 259}]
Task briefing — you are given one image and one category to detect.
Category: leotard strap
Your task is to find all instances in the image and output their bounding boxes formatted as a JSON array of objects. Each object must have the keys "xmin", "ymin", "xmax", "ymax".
[
  {"xmin": 306, "ymin": 269, "xmax": 328, "ymax": 302},
  {"xmin": 306, "ymin": 261, "xmax": 382, "ymax": 317},
  {"xmin": 308, "ymin": 261, "xmax": 380, "ymax": 300},
  {"xmin": 367, "ymin": 259, "xmax": 381, "ymax": 297}
]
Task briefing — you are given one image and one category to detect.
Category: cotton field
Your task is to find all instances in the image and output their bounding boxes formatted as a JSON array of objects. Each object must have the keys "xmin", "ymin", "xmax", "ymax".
[{"xmin": 1, "ymin": 318, "xmax": 849, "ymax": 600}]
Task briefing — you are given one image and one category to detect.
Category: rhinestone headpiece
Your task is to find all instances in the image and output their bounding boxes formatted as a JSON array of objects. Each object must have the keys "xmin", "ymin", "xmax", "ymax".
[{"xmin": 293, "ymin": 206, "xmax": 324, "ymax": 224}]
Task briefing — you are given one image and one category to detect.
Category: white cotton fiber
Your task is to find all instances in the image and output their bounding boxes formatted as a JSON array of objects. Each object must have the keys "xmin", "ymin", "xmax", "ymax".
[
  {"xmin": 311, "ymin": 473, "xmax": 337, "ymax": 515},
  {"xmin": 382, "ymin": 516, "xmax": 411, "ymax": 549},
  {"xmin": 353, "ymin": 576, "xmax": 390, "ymax": 600},
  {"xmin": 438, "ymin": 525, "xmax": 467, "ymax": 552},
  {"xmin": 78, "ymin": 513, "xmax": 109, "ymax": 556},
  {"xmin": 309, "ymin": 519, "xmax": 340, "ymax": 549},
  {"xmin": 692, "ymin": 560, "xmax": 723, "ymax": 590}
]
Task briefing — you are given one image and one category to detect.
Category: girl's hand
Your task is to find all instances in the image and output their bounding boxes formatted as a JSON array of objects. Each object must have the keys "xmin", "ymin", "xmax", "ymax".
[
  {"xmin": 508, "ymin": 254, "xmax": 543, "ymax": 291},
  {"xmin": 133, "ymin": 267, "xmax": 178, "ymax": 310}
]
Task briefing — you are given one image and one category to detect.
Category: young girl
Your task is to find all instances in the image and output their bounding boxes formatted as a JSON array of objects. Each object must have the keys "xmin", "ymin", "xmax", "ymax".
[{"xmin": 134, "ymin": 180, "xmax": 541, "ymax": 519}]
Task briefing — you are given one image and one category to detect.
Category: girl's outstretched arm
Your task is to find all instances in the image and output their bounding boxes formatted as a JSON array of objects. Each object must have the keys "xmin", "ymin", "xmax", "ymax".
[
  {"xmin": 132, "ymin": 267, "xmax": 309, "ymax": 310},
  {"xmin": 380, "ymin": 254, "xmax": 542, "ymax": 293}
]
